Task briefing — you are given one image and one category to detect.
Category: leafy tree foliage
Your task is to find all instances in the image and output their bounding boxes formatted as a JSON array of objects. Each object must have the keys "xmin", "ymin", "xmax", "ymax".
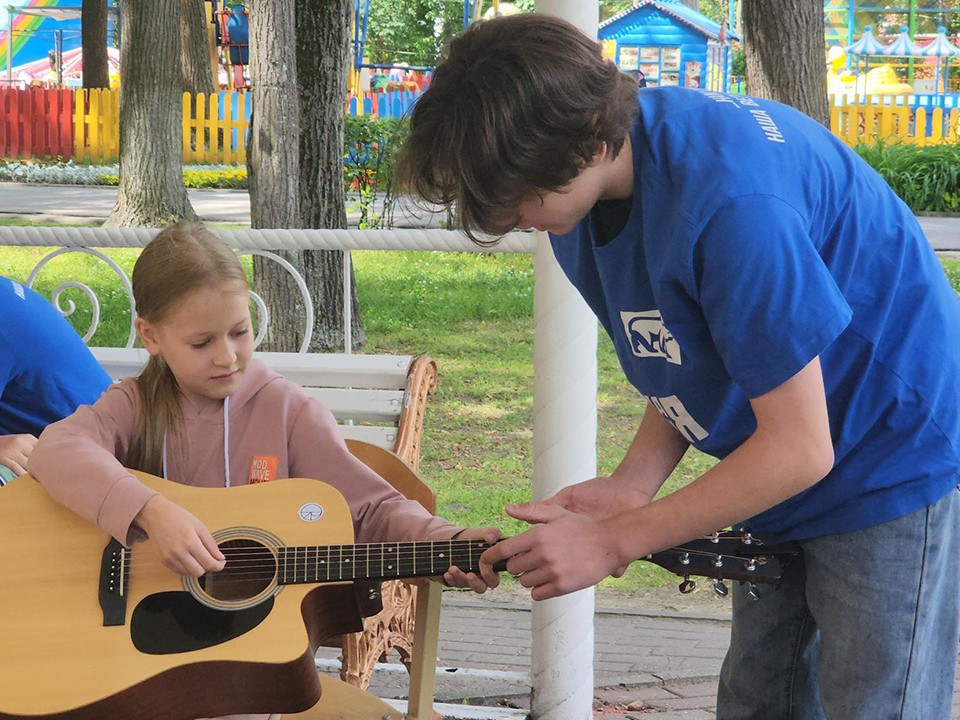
[
  {"xmin": 364, "ymin": 0, "xmax": 463, "ymax": 66},
  {"xmin": 361, "ymin": 0, "xmax": 683, "ymax": 67}
]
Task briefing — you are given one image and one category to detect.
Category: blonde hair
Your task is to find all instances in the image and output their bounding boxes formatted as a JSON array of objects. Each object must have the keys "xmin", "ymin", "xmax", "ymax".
[{"xmin": 128, "ymin": 221, "xmax": 248, "ymax": 476}]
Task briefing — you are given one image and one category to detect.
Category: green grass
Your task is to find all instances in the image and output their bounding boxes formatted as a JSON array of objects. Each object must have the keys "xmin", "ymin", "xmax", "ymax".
[{"xmin": 4, "ymin": 241, "xmax": 959, "ymax": 592}]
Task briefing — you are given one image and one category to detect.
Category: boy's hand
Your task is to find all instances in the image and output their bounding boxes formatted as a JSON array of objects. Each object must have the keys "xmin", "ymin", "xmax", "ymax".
[
  {"xmin": 522, "ymin": 476, "xmax": 653, "ymax": 579},
  {"xmin": 543, "ymin": 475, "xmax": 653, "ymax": 521},
  {"xmin": 134, "ymin": 495, "xmax": 226, "ymax": 577},
  {"xmin": 441, "ymin": 526, "xmax": 502, "ymax": 593},
  {"xmin": 482, "ymin": 503, "xmax": 628, "ymax": 601},
  {"xmin": 0, "ymin": 433, "xmax": 38, "ymax": 476}
]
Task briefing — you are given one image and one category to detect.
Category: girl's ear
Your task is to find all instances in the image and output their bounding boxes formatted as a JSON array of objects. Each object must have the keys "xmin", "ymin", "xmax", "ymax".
[{"xmin": 135, "ymin": 317, "xmax": 162, "ymax": 356}]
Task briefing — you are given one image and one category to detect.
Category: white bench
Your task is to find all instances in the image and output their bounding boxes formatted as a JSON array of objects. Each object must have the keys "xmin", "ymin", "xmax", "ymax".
[{"xmin": 87, "ymin": 345, "xmax": 442, "ymax": 720}]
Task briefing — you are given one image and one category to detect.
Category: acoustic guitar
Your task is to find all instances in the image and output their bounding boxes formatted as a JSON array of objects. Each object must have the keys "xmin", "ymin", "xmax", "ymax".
[{"xmin": 0, "ymin": 471, "xmax": 791, "ymax": 720}]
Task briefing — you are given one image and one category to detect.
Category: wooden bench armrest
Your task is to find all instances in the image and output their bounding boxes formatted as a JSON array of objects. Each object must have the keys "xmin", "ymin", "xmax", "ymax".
[{"xmin": 394, "ymin": 355, "xmax": 438, "ymax": 471}]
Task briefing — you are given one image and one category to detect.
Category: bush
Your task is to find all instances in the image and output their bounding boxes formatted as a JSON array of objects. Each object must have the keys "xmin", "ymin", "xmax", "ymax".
[
  {"xmin": 0, "ymin": 116, "xmax": 410, "ymax": 213},
  {"xmin": 854, "ymin": 140, "xmax": 960, "ymax": 213},
  {"xmin": 0, "ymin": 159, "xmax": 111, "ymax": 185},
  {"xmin": 343, "ymin": 115, "xmax": 408, "ymax": 228}
]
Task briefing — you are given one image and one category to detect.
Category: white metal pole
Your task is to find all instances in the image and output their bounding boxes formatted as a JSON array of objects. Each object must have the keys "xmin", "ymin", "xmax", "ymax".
[
  {"xmin": 530, "ymin": 235, "xmax": 598, "ymax": 720},
  {"xmin": 527, "ymin": 3, "xmax": 599, "ymax": 716}
]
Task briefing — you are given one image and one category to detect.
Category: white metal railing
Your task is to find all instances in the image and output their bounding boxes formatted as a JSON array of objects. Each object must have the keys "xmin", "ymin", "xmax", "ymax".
[{"xmin": 0, "ymin": 224, "xmax": 597, "ymax": 720}]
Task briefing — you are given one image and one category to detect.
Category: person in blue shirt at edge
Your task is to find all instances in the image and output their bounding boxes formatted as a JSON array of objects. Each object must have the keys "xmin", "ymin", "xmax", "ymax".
[
  {"xmin": 0, "ymin": 276, "xmax": 112, "ymax": 484},
  {"xmin": 395, "ymin": 13, "xmax": 960, "ymax": 720}
]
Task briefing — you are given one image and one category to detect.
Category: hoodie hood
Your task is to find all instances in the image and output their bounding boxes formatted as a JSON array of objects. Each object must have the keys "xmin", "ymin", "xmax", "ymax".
[{"xmin": 226, "ymin": 357, "xmax": 284, "ymax": 414}]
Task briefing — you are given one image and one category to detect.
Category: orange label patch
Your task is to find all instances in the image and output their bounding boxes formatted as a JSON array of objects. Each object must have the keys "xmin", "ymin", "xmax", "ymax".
[{"xmin": 248, "ymin": 455, "xmax": 279, "ymax": 484}]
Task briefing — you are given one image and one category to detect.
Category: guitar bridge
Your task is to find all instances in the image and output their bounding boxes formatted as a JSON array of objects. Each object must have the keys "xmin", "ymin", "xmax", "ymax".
[{"xmin": 99, "ymin": 538, "xmax": 130, "ymax": 626}]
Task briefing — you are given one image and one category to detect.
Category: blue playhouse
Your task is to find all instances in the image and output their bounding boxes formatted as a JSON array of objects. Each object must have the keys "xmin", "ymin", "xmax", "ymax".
[{"xmin": 598, "ymin": 0, "xmax": 739, "ymax": 92}]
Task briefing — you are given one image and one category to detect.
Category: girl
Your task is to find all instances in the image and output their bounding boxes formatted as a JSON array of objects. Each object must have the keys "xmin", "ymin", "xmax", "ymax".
[{"xmin": 30, "ymin": 221, "xmax": 497, "ymax": 720}]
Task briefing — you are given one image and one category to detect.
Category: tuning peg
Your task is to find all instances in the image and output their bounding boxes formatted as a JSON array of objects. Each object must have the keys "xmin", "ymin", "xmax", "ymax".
[
  {"xmin": 679, "ymin": 577, "xmax": 696, "ymax": 594},
  {"xmin": 747, "ymin": 583, "xmax": 761, "ymax": 600},
  {"xmin": 743, "ymin": 558, "xmax": 757, "ymax": 572},
  {"xmin": 743, "ymin": 532, "xmax": 754, "ymax": 545},
  {"xmin": 713, "ymin": 579, "xmax": 729, "ymax": 597}
]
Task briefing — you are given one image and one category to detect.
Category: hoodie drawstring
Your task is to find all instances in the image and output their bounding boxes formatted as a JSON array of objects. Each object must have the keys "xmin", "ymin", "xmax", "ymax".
[{"xmin": 162, "ymin": 395, "xmax": 231, "ymax": 487}]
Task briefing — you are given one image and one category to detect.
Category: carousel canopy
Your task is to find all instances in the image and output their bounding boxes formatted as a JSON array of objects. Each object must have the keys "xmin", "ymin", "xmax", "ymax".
[
  {"xmin": 847, "ymin": 24, "xmax": 960, "ymax": 58},
  {"xmin": 846, "ymin": 25, "xmax": 886, "ymax": 55},
  {"xmin": 921, "ymin": 26, "xmax": 960, "ymax": 58},
  {"xmin": 879, "ymin": 26, "xmax": 924, "ymax": 56}
]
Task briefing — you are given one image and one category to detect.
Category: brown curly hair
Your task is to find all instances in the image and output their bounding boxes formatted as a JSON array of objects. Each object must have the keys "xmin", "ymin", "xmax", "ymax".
[{"xmin": 395, "ymin": 13, "xmax": 639, "ymax": 244}]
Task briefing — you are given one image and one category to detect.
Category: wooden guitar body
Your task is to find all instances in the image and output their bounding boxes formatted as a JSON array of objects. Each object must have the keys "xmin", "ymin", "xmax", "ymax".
[
  {"xmin": 0, "ymin": 472, "xmax": 366, "ymax": 720},
  {"xmin": 0, "ymin": 471, "xmax": 791, "ymax": 720}
]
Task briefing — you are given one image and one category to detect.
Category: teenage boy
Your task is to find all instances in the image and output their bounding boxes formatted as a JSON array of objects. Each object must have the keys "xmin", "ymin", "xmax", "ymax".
[{"xmin": 396, "ymin": 13, "xmax": 960, "ymax": 719}]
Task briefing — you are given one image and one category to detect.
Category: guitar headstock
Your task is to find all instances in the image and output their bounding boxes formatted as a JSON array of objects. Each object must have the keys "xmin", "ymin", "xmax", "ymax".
[{"xmin": 646, "ymin": 532, "xmax": 796, "ymax": 592}]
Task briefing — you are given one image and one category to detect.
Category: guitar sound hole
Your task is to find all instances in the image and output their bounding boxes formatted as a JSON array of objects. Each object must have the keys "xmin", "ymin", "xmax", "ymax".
[{"xmin": 200, "ymin": 538, "xmax": 276, "ymax": 602}]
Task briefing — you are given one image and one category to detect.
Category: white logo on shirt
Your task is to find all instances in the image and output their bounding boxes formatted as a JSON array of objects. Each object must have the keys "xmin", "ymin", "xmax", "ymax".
[
  {"xmin": 620, "ymin": 310, "xmax": 682, "ymax": 365},
  {"xmin": 11, "ymin": 281, "xmax": 25, "ymax": 300},
  {"xmin": 649, "ymin": 395, "xmax": 709, "ymax": 444}
]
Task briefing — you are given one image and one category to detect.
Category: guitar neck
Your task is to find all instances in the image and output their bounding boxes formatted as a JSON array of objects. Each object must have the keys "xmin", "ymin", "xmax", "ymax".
[
  {"xmin": 273, "ymin": 533, "xmax": 792, "ymax": 587},
  {"xmin": 276, "ymin": 538, "xmax": 489, "ymax": 584}
]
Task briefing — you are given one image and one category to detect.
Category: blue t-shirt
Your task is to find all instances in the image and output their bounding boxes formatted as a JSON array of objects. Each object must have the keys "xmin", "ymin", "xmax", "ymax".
[
  {"xmin": 0, "ymin": 277, "xmax": 112, "ymax": 436},
  {"xmin": 551, "ymin": 87, "xmax": 960, "ymax": 542}
]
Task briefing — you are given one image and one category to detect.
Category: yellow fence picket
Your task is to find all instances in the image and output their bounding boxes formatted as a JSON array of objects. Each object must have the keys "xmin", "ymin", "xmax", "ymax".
[
  {"xmin": 831, "ymin": 96, "xmax": 960, "ymax": 147},
  {"xmin": 73, "ymin": 88, "xmax": 119, "ymax": 164}
]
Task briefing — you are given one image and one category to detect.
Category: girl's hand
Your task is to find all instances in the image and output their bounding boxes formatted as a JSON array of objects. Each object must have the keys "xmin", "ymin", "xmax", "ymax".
[
  {"xmin": 441, "ymin": 526, "xmax": 502, "ymax": 593},
  {"xmin": 0, "ymin": 433, "xmax": 38, "ymax": 476},
  {"xmin": 134, "ymin": 495, "xmax": 226, "ymax": 577}
]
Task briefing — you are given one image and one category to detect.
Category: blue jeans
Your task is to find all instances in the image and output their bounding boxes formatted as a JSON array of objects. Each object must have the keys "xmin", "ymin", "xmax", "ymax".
[{"xmin": 717, "ymin": 486, "xmax": 960, "ymax": 720}]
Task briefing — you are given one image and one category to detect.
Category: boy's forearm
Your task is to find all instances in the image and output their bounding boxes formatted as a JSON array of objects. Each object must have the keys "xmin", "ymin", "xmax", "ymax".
[
  {"xmin": 610, "ymin": 403, "xmax": 690, "ymax": 499},
  {"xmin": 605, "ymin": 424, "xmax": 830, "ymax": 564},
  {"xmin": 605, "ymin": 359, "xmax": 834, "ymax": 563}
]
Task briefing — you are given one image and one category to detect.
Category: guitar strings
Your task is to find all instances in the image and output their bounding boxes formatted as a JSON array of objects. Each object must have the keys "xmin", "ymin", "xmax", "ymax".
[
  {"xmin": 117, "ymin": 537, "xmax": 763, "ymax": 572},
  {"xmin": 117, "ymin": 543, "xmax": 769, "ymax": 587},
  {"xmin": 119, "ymin": 541, "xmax": 492, "ymax": 580}
]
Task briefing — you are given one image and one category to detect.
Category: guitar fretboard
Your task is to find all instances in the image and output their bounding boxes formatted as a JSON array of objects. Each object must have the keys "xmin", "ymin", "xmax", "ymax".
[{"xmin": 276, "ymin": 539, "xmax": 489, "ymax": 585}]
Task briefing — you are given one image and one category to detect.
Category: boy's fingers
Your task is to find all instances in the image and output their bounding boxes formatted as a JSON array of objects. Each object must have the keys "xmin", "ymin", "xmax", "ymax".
[{"xmin": 504, "ymin": 501, "xmax": 567, "ymax": 525}]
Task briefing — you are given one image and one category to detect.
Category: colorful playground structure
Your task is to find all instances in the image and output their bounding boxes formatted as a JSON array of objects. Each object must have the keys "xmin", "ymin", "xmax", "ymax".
[
  {"xmin": 3, "ymin": 1, "xmax": 740, "ymax": 95},
  {"xmin": 832, "ymin": 24, "xmax": 960, "ymax": 100},
  {"xmin": 4, "ymin": 1, "xmax": 960, "ymax": 164}
]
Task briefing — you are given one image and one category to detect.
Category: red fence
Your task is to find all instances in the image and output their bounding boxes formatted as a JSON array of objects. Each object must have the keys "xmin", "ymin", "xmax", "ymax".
[
  {"xmin": 1, "ymin": 86, "xmax": 421, "ymax": 164},
  {"xmin": 0, "ymin": 88, "xmax": 75, "ymax": 160}
]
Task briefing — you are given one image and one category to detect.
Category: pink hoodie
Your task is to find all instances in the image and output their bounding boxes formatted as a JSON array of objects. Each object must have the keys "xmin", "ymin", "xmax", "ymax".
[{"xmin": 30, "ymin": 358, "xmax": 461, "ymax": 720}]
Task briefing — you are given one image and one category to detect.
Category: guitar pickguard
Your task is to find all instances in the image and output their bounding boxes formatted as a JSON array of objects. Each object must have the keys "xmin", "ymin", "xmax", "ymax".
[{"xmin": 130, "ymin": 592, "xmax": 274, "ymax": 655}]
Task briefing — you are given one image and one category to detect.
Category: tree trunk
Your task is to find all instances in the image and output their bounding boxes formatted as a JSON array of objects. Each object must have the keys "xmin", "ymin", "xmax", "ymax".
[
  {"xmin": 741, "ymin": 0, "xmax": 829, "ymax": 127},
  {"xmin": 180, "ymin": 0, "xmax": 215, "ymax": 95},
  {"xmin": 297, "ymin": 0, "xmax": 365, "ymax": 351},
  {"xmin": 246, "ymin": 0, "xmax": 306, "ymax": 352},
  {"xmin": 106, "ymin": 0, "xmax": 195, "ymax": 227},
  {"xmin": 81, "ymin": 0, "xmax": 109, "ymax": 89}
]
